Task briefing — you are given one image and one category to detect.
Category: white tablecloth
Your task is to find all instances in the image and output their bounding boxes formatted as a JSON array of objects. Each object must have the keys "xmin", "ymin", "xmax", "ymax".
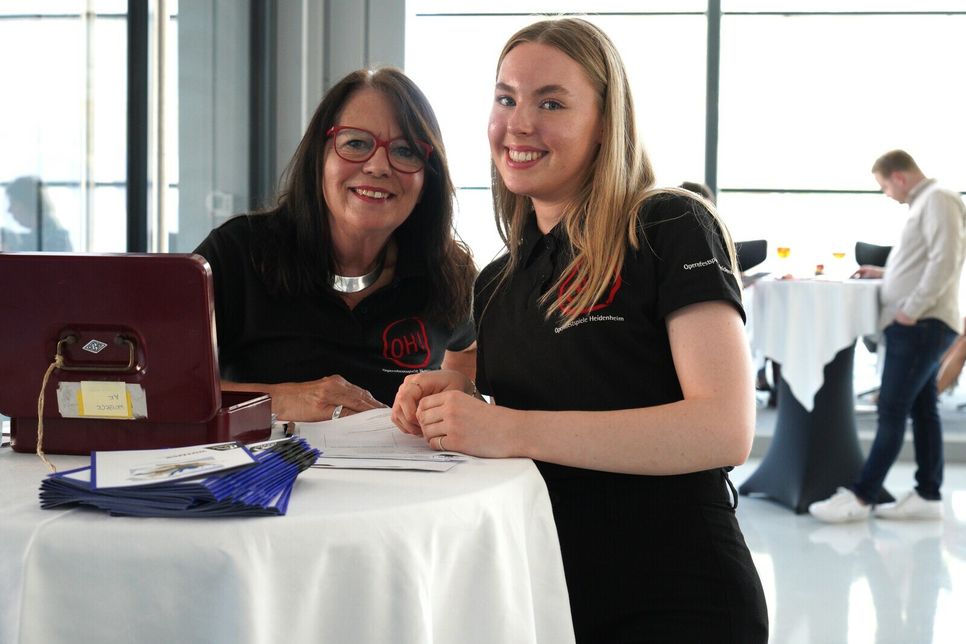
[
  {"xmin": 0, "ymin": 448, "xmax": 574, "ymax": 644},
  {"xmin": 750, "ymin": 278, "xmax": 880, "ymax": 411}
]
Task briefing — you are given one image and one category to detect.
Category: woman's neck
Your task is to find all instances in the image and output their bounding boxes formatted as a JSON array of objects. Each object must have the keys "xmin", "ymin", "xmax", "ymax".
[
  {"xmin": 532, "ymin": 200, "xmax": 568, "ymax": 235},
  {"xmin": 330, "ymin": 233, "xmax": 393, "ymax": 276}
]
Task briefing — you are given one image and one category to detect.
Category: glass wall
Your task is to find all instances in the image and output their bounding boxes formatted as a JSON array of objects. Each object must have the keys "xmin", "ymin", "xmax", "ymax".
[
  {"xmin": 718, "ymin": 9, "xmax": 966, "ymax": 272},
  {"xmin": 5, "ymin": 1, "xmax": 964, "ymax": 264},
  {"xmin": 405, "ymin": 1, "xmax": 966, "ymax": 274},
  {"xmin": 406, "ymin": 1, "xmax": 706, "ymax": 266},
  {"xmin": 0, "ymin": 0, "xmax": 252, "ymax": 255},
  {"xmin": 0, "ymin": 0, "xmax": 128, "ymax": 252}
]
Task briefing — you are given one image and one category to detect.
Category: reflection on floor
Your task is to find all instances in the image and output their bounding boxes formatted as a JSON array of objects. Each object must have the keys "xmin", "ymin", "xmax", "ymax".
[{"xmin": 732, "ymin": 460, "xmax": 966, "ymax": 644}]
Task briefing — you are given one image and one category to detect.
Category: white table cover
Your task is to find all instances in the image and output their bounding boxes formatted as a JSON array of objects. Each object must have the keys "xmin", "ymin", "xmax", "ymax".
[
  {"xmin": 750, "ymin": 278, "xmax": 880, "ymax": 412},
  {"xmin": 0, "ymin": 448, "xmax": 574, "ymax": 644}
]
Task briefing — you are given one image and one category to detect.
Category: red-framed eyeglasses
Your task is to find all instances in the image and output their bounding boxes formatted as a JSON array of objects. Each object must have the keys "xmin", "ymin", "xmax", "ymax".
[{"xmin": 325, "ymin": 126, "xmax": 432, "ymax": 174}]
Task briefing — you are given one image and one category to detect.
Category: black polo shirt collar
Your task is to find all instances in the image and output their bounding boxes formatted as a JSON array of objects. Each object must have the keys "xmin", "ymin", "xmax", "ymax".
[{"xmin": 520, "ymin": 213, "xmax": 571, "ymax": 269}]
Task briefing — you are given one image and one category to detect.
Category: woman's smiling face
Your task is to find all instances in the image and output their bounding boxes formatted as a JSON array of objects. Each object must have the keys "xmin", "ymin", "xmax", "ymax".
[
  {"xmin": 488, "ymin": 42, "xmax": 603, "ymax": 222},
  {"xmin": 323, "ymin": 88, "xmax": 424, "ymax": 241}
]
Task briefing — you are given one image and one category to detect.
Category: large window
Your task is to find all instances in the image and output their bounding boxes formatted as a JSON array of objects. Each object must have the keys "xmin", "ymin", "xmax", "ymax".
[
  {"xmin": 0, "ymin": 1, "xmax": 128, "ymax": 252},
  {"xmin": 405, "ymin": 1, "xmax": 966, "ymax": 275},
  {"xmin": 6, "ymin": 2, "xmax": 965, "ymax": 264},
  {"xmin": 718, "ymin": 8, "xmax": 966, "ymax": 271},
  {"xmin": 406, "ymin": 1, "xmax": 707, "ymax": 265},
  {"xmin": 0, "ymin": 0, "xmax": 253, "ymax": 255}
]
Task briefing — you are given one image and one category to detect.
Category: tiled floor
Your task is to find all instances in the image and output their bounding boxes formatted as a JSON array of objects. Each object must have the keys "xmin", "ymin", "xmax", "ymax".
[{"xmin": 732, "ymin": 460, "xmax": 966, "ymax": 644}]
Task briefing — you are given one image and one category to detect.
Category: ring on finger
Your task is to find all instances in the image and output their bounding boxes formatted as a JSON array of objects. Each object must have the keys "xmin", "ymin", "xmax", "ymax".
[
  {"xmin": 437, "ymin": 436, "xmax": 446, "ymax": 451},
  {"xmin": 331, "ymin": 404, "xmax": 344, "ymax": 420}
]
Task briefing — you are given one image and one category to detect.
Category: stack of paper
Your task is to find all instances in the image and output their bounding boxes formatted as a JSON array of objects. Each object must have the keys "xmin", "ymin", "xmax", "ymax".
[
  {"xmin": 39, "ymin": 437, "xmax": 319, "ymax": 517},
  {"xmin": 295, "ymin": 408, "xmax": 468, "ymax": 471}
]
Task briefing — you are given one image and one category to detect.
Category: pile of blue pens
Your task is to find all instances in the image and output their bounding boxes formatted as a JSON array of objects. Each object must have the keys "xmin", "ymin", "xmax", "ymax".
[{"xmin": 39, "ymin": 437, "xmax": 319, "ymax": 517}]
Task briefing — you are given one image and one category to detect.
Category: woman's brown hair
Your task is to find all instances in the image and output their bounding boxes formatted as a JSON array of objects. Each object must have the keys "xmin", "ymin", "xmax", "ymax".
[{"xmin": 251, "ymin": 67, "xmax": 475, "ymax": 326}]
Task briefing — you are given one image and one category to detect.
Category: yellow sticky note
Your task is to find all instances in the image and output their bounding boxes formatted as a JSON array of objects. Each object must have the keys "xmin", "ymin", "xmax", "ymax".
[{"xmin": 78, "ymin": 381, "xmax": 132, "ymax": 419}]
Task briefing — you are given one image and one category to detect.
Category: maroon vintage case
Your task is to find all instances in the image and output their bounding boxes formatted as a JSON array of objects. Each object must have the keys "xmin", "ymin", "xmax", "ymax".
[{"xmin": 0, "ymin": 252, "xmax": 271, "ymax": 454}]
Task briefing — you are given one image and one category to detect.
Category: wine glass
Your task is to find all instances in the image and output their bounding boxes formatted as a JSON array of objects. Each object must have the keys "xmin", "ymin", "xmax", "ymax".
[
  {"xmin": 830, "ymin": 249, "xmax": 848, "ymax": 279},
  {"xmin": 775, "ymin": 246, "xmax": 792, "ymax": 278}
]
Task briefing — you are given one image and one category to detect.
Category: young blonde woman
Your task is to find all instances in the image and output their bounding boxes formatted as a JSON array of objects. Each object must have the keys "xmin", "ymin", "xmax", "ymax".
[{"xmin": 393, "ymin": 18, "xmax": 767, "ymax": 642}]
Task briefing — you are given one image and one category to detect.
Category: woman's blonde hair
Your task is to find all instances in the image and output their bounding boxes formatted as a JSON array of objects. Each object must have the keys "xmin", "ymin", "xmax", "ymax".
[{"xmin": 490, "ymin": 18, "xmax": 737, "ymax": 323}]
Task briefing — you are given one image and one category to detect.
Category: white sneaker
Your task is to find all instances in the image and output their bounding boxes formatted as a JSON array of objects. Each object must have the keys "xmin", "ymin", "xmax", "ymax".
[
  {"xmin": 808, "ymin": 488, "xmax": 871, "ymax": 523},
  {"xmin": 874, "ymin": 490, "xmax": 943, "ymax": 521}
]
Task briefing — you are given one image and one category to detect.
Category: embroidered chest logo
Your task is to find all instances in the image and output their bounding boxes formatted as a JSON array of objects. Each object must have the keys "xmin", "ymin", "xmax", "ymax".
[
  {"xmin": 557, "ymin": 267, "xmax": 623, "ymax": 316},
  {"xmin": 382, "ymin": 317, "xmax": 431, "ymax": 369}
]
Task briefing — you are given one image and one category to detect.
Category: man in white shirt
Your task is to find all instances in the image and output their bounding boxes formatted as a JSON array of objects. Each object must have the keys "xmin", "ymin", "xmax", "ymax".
[{"xmin": 810, "ymin": 150, "xmax": 966, "ymax": 523}]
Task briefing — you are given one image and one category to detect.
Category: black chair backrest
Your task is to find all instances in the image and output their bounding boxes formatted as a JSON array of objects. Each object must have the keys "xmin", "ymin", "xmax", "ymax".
[
  {"xmin": 854, "ymin": 241, "xmax": 892, "ymax": 267},
  {"xmin": 735, "ymin": 239, "xmax": 767, "ymax": 272}
]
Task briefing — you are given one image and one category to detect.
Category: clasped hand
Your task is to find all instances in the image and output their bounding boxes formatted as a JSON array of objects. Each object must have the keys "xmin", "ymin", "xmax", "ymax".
[{"xmin": 392, "ymin": 370, "xmax": 515, "ymax": 458}]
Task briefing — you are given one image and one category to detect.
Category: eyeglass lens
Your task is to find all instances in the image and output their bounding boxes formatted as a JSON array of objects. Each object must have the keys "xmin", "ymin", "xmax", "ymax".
[{"xmin": 332, "ymin": 128, "xmax": 425, "ymax": 172}]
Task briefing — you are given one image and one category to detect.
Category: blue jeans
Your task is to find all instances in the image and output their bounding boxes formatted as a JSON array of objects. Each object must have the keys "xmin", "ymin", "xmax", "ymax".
[{"xmin": 852, "ymin": 319, "xmax": 957, "ymax": 503}]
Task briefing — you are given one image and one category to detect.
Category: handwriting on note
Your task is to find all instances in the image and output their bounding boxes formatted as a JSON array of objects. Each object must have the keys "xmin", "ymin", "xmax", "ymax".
[{"xmin": 79, "ymin": 381, "xmax": 133, "ymax": 418}]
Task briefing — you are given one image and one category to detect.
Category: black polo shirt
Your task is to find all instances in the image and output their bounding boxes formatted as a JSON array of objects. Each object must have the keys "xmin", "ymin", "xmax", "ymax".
[
  {"xmin": 475, "ymin": 194, "xmax": 744, "ymax": 480},
  {"xmin": 195, "ymin": 215, "xmax": 475, "ymax": 405}
]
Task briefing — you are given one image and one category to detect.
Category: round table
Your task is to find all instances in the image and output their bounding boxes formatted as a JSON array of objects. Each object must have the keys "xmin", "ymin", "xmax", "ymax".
[
  {"xmin": 0, "ymin": 448, "xmax": 574, "ymax": 644},
  {"xmin": 740, "ymin": 277, "xmax": 892, "ymax": 512}
]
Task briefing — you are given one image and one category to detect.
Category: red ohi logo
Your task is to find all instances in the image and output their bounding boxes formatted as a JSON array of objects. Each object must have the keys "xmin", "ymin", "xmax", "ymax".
[
  {"xmin": 382, "ymin": 317, "xmax": 431, "ymax": 369},
  {"xmin": 557, "ymin": 267, "xmax": 622, "ymax": 316}
]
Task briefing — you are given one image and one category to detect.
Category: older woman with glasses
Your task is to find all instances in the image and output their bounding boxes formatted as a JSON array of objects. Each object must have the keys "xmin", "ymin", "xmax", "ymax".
[{"xmin": 195, "ymin": 67, "xmax": 476, "ymax": 422}]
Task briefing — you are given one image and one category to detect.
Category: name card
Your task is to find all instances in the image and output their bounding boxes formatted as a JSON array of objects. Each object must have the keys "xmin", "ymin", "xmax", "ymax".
[{"xmin": 79, "ymin": 381, "xmax": 133, "ymax": 419}]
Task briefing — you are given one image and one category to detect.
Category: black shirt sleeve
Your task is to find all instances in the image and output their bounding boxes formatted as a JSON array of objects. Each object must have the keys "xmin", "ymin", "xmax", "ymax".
[
  {"xmin": 193, "ymin": 215, "xmax": 256, "ymax": 355},
  {"xmin": 446, "ymin": 317, "xmax": 475, "ymax": 352},
  {"xmin": 637, "ymin": 194, "xmax": 745, "ymax": 323}
]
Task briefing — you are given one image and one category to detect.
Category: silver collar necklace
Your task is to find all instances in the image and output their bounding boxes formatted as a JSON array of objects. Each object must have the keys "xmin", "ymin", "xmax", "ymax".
[{"xmin": 329, "ymin": 252, "xmax": 385, "ymax": 293}]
